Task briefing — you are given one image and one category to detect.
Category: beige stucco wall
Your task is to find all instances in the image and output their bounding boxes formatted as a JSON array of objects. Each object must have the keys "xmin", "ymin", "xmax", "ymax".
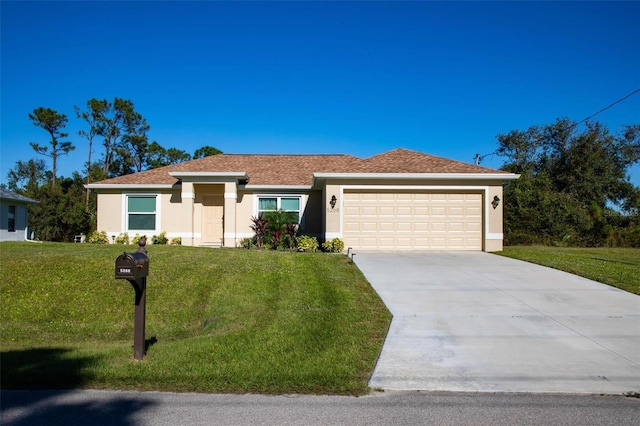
[
  {"xmin": 302, "ymin": 190, "xmax": 323, "ymax": 236},
  {"xmin": 95, "ymin": 188, "xmax": 182, "ymax": 243},
  {"xmin": 96, "ymin": 191, "xmax": 122, "ymax": 237},
  {"xmin": 236, "ymin": 190, "xmax": 256, "ymax": 241},
  {"xmin": 485, "ymin": 185, "xmax": 504, "ymax": 252}
]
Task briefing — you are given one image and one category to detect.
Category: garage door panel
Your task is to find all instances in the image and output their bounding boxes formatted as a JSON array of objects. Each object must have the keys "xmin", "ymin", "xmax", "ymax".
[
  {"xmin": 361, "ymin": 206, "xmax": 377, "ymax": 216},
  {"xmin": 448, "ymin": 222, "xmax": 465, "ymax": 232},
  {"xmin": 344, "ymin": 206, "xmax": 360, "ymax": 215},
  {"xmin": 379, "ymin": 206, "xmax": 395, "ymax": 215},
  {"xmin": 379, "ymin": 222, "xmax": 394, "ymax": 232},
  {"xmin": 397, "ymin": 222, "xmax": 413, "ymax": 232},
  {"xmin": 343, "ymin": 191, "xmax": 482, "ymax": 250},
  {"xmin": 414, "ymin": 206, "xmax": 429, "ymax": 215},
  {"xmin": 431, "ymin": 222, "xmax": 447, "ymax": 232},
  {"xmin": 414, "ymin": 222, "xmax": 429, "ymax": 232},
  {"xmin": 361, "ymin": 222, "xmax": 378, "ymax": 232},
  {"xmin": 396, "ymin": 206, "xmax": 412, "ymax": 216}
]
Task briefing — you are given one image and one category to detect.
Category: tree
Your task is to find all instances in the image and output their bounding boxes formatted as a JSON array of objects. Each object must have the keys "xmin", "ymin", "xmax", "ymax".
[
  {"xmin": 75, "ymin": 98, "xmax": 109, "ymax": 209},
  {"xmin": 7, "ymin": 159, "xmax": 49, "ymax": 194},
  {"xmin": 146, "ymin": 141, "xmax": 169, "ymax": 169},
  {"xmin": 166, "ymin": 148, "xmax": 191, "ymax": 165},
  {"xmin": 27, "ymin": 174, "xmax": 91, "ymax": 242},
  {"xmin": 145, "ymin": 142, "xmax": 191, "ymax": 169},
  {"xmin": 123, "ymin": 134, "xmax": 150, "ymax": 173},
  {"xmin": 28, "ymin": 107, "xmax": 75, "ymax": 188},
  {"xmin": 7, "ymin": 160, "xmax": 91, "ymax": 242},
  {"xmin": 497, "ymin": 119, "xmax": 639, "ymax": 246},
  {"xmin": 96, "ymin": 98, "xmax": 150, "ymax": 177},
  {"xmin": 193, "ymin": 145, "xmax": 222, "ymax": 159}
]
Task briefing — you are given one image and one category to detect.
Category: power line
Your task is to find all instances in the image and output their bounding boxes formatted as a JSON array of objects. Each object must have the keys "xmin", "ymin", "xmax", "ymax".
[
  {"xmin": 474, "ymin": 88, "xmax": 640, "ymax": 165},
  {"xmin": 574, "ymin": 88, "xmax": 640, "ymax": 127}
]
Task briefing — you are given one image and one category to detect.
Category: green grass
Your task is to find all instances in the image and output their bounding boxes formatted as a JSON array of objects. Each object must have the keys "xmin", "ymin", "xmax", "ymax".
[
  {"xmin": 497, "ymin": 246, "xmax": 640, "ymax": 295},
  {"xmin": 0, "ymin": 243, "xmax": 391, "ymax": 395}
]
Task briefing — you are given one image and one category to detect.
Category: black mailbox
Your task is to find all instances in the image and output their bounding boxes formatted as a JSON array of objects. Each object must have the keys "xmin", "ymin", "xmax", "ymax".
[{"xmin": 115, "ymin": 252, "xmax": 149, "ymax": 280}]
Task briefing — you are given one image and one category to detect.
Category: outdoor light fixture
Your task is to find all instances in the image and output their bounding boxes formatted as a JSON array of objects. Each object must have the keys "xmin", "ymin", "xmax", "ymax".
[
  {"xmin": 112, "ymin": 235, "xmax": 116, "ymax": 244},
  {"xmin": 492, "ymin": 195, "xmax": 500, "ymax": 209},
  {"xmin": 330, "ymin": 195, "xmax": 337, "ymax": 209}
]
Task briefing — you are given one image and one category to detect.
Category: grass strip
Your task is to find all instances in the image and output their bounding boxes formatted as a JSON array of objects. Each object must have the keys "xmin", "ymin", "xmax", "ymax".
[{"xmin": 496, "ymin": 246, "xmax": 640, "ymax": 295}]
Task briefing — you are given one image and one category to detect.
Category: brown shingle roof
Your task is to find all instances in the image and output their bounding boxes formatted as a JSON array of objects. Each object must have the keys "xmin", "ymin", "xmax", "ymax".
[
  {"xmin": 358, "ymin": 148, "xmax": 500, "ymax": 174},
  {"xmin": 90, "ymin": 148, "xmax": 507, "ymax": 186}
]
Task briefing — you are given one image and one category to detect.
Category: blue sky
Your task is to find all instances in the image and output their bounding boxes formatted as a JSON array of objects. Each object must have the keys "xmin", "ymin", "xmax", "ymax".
[{"xmin": 1, "ymin": 1, "xmax": 639, "ymax": 186}]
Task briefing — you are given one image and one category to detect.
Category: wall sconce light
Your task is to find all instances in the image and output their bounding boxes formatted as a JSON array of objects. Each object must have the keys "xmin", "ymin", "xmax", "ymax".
[
  {"xmin": 492, "ymin": 195, "xmax": 500, "ymax": 209},
  {"xmin": 330, "ymin": 195, "xmax": 337, "ymax": 209}
]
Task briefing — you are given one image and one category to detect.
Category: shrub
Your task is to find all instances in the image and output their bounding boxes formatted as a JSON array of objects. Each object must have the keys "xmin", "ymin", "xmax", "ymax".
[
  {"xmin": 322, "ymin": 238, "xmax": 345, "ymax": 253},
  {"xmin": 131, "ymin": 234, "xmax": 143, "ymax": 245},
  {"xmin": 284, "ymin": 222, "xmax": 298, "ymax": 250},
  {"xmin": 115, "ymin": 233, "xmax": 130, "ymax": 245},
  {"xmin": 170, "ymin": 237, "xmax": 182, "ymax": 246},
  {"xmin": 152, "ymin": 232, "xmax": 168, "ymax": 245},
  {"xmin": 87, "ymin": 230, "xmax": 109, "ymax": 244},
  {"xmin": 296, "ymin": 235, "xmax": 318, "ymax": 252},
  {"xmin": 250, "ymin": 215, "xmax": 269, "ymax": 249},
  {"xmin": 239, "ymin": 237, "xmax": 255, "ymax": 249}
]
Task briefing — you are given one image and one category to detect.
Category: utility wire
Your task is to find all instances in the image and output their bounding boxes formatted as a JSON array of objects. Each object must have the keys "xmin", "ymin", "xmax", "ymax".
[
  {"xmin": 574, "ymin": 88, "xmax": 640, "ymax": 127},
  {"xmin": 474, "ymin": 88, "xmax": 640, "ymax": 165}
]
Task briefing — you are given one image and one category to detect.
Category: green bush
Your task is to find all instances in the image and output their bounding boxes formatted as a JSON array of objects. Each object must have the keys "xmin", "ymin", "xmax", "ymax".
[
  {"xmin": 152, "ymin": 232, "xmax": 168, "ymax": 245},
  {"xmin": 322, "ymin": 238, "xmax": 345, "ymax": 253},
  {"xmin": 114, "ymin": 232, "xmax": 130, "ymax": 245},
  {"xmin": 87, "ymin": 230, "xmax": 109, "ymax": 244},
  {"xmin": 170, "ymin": 237, "xmax": 182, "ymax": 246},
  {"xmin": 296, "ymin": 235, "xmax": 318, "ymax": 252},
  {"xmin": 239, "ymin": 237, "xmax": 255, "ymax": 249},
  {"xmin": 131, "ymin": 234, "xmax": 142, "ymax": 245}
]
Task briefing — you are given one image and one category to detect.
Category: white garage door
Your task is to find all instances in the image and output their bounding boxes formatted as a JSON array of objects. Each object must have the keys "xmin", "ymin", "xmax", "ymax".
[{"xmin": 343, "ymin": 191, "xmax": 482, "ymax": 250}]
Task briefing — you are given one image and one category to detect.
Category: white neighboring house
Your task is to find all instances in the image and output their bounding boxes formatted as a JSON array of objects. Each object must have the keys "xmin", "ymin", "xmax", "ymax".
[{"xmin": 0, "ymin": 188, "xmax": 39, "ymax": 241}]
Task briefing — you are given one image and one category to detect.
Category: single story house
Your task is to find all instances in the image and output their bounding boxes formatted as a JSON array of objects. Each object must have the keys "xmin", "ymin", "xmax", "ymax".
[
  {"xmin": 0, "ymin": 188, "xmax": 39, "ymax": 242},
  {"xmin": 86, "ymin": 148, "xmax": 519, "ymax": 251}
]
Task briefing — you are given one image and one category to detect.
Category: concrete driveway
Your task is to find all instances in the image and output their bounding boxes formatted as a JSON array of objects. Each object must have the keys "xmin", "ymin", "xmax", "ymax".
[{"xmin": 354, "ymin": 251, "xmax": 640, "ymax": 394}]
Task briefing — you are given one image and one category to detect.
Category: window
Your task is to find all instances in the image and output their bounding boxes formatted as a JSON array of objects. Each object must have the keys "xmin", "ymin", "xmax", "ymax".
[
  {"xmin": 258, "ymin": 196, "xmax": 301, "ymax": 222},
  {"xmin": 8, "ymin": 205, "xmax": 15, "ymax": 232},
  {"xmin": 127, "ymin": 196, "xmax": 156, "ymax": 230}
]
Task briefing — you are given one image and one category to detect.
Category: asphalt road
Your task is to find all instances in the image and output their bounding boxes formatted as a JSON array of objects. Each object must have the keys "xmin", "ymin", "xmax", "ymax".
[{"xmin": 2, "ymin": 389, "xmax": 639, "ymax": 426}]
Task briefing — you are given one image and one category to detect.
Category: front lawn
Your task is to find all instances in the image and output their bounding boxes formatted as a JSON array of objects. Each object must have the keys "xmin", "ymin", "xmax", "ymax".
[
  {"xmin": 497, "ymin": 246, "xmax": 640, "ymax": 295},
  {"xmin": 0, "ymin": 243, "xmax": 391, "ymax": 395}
]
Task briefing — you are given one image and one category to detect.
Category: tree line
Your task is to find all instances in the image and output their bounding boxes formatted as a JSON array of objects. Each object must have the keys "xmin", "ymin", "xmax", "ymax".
[
  {"xmin": 5, "ymin": 98, "xmax": 221, "ymax": 241},
  {"xmin": 496, "ymin": 119, "xmax": 640, "ymax": 247}
]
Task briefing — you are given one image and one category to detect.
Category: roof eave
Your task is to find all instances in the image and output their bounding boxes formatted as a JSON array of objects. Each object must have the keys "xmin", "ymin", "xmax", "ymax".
[
  {"xmin": 0, "ymin": 197, "xmax": 39, "ymax": 204},
  {"xmin": 312, "ymin": 172, "xmax": 520, "ymax": 187},
  {"xmin": 168, "ymin": 171, "xmax": 248, "ymax": 182},
  {"xmin": 242, "ymin": 185, "xmax": 313, "ymax": 191},
  {"xmin": 85, "ymin": 184, "xmax": 176, "ymax": 190}
]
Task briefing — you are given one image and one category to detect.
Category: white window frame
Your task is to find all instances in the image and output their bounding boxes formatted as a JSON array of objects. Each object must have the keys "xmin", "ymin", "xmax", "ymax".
[
  {"xmin": 123, "ymin": 194, "xmax": 160, "ymax": 233},
  {"xmin": 254, "ymin": 194, "xmax": 304, "ymax": 225}
]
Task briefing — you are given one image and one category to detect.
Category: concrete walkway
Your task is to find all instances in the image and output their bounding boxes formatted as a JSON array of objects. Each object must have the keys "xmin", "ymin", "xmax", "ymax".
[{"xmin": 354, "ymin": 251, "xmax": 640, "ymax": 394}]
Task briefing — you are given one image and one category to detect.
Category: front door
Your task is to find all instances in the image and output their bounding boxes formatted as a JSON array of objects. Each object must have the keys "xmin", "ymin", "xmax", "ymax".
[{"xmin": 202, "ymin": 195, "xmax": 224, "ymax": 245}]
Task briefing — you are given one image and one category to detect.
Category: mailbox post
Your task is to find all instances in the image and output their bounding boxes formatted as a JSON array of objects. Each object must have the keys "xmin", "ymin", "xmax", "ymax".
[{"xmin": 115, "ymin": 238, "xmax": 149, "ymax": 360}]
